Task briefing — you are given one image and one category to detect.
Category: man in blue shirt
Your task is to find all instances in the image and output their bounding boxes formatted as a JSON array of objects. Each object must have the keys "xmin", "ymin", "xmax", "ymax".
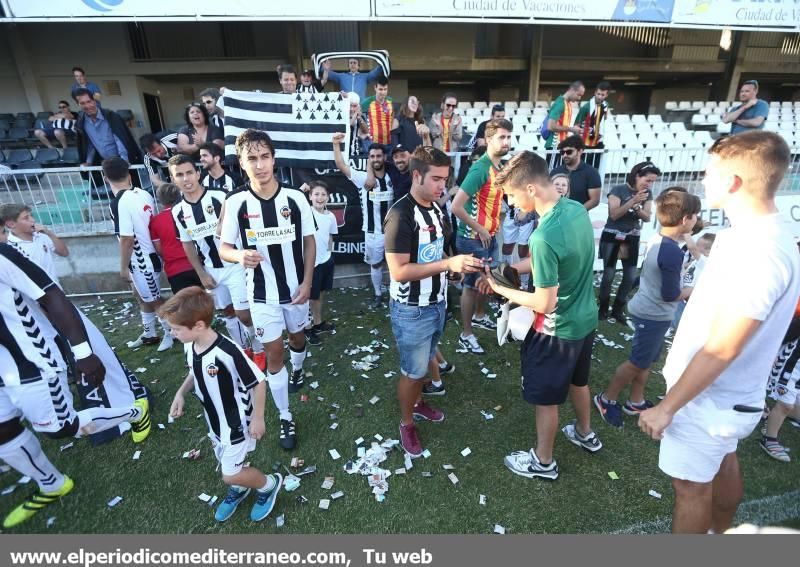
[
  {"xmin": 322, "ymin": 58, "xmax": 383, "ymax": 100},
  {"xmin": 70, "ymin": 67, "xmax": 102, "ymax": 102},
  {"xmin": 723, "ymin": 80, "xmax": 769, "ymax": 135},
  {"xmin": 74, "ymin": 89, "xmax": 141, "ymax": 168}
]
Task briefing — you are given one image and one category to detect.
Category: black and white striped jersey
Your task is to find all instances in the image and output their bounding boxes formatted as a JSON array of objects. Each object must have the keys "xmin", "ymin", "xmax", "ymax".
[
  {"xmin": 172, "ymin": 189, "xmax": 230, "ymax": 270},
  {"xmin": 142, "ymin": 133, "xmax": 177, "ymax": 181},
  {"xmin": 201, "ymin": 169, "xmax": 243, "ymax": 193},
  {"xmin": 220, "ymin": 184, "xmax": 316, "ymax": 305},
  {"xmin": 384, "ymin": 194, "xmax": 451, "ymax": 307},
  {"xmin": 186, "ymin": 334, "xmax": 264, "ymax": 446},
  {"xmin": 0, "ymin": 245, "xmax": 66, "ymax": 385},
  {"xmin": 350, "ymin": 169, "xmax": 394, "ymax": 234},
  {"xmin": 109, "ymin": 187, "xmax": 161, "ymax": 273}
]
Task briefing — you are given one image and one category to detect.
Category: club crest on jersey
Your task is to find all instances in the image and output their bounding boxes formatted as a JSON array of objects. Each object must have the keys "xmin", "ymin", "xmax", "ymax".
[
  {"xmin": 777, "ymin": 386, "xmax": 788, "ymax": 396},
  {"xmin": 143, "ymin": 204, "xmax": 153, "ymax": 214},
  {"xmin": 206, "ymin": 205, "xmax": 214, "ymax": 215},
  {"xmin": 206, "ymin": 363, "xmax": 219, "ymax": 377},
  {"xmin": 280, "ymin": 205, "xmax": 291, "ymax": 219},
  {"xmin": 255, "ymin": 327, "xmax": 264, "ymax": 337}
]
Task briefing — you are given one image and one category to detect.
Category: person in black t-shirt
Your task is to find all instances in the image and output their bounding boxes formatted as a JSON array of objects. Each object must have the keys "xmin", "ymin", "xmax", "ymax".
[
  {"xmin": 199, "ymin": 142, "xmax": 244, "ymax": 192},
  {"xmin": 176, "ymin": 102, "xmax": 224, "ymax": 160},
  {"xmin": 473, "ymin": 105, "xmax": 505, "ymax": 148}
]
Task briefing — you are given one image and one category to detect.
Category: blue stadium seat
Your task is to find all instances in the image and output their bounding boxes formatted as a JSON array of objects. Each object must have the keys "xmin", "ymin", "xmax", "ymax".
[
  {"xmin": 60, "ymin": 147, "xmax": 80, "ymax": 166},
  {"xmin": 6, "ymin": 149, "xmax": 34, "ymax": 166},
  {"xmin": 35, "ymin": 148, "xmax": 61, "ymax": 165},
  {"xmin": 0, "ymin": 119, "xmax": 9, "ymax": 131}
]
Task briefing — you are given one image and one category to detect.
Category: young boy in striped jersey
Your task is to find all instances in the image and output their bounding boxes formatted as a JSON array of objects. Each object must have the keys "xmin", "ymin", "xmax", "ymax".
[{"xmin": 166, "ymin": 287, "xmax": 282, "ymax": 523}]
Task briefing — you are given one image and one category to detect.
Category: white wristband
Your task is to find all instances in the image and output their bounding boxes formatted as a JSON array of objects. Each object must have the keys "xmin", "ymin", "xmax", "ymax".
[{"xmin": 71, "ymin": 342, "xmax": 93, "ymax": 360}]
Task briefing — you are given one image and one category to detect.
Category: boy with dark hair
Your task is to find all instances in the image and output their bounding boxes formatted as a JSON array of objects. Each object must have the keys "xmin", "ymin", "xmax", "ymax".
[
  {"xmin": 361, "ymin": 76, "xmax": 393, "ymax": 147},
  {"xmin": 480, "ymin": 150, "xmax": 601, "ymax": 481},
  {"xmin": 102, "ymin": 157, "xmax": 173, "ymax": 351},
  {"xmin": 595, "ymin": 188, "xmax": 701, "ymax": 427},
  {"xmin": 384, "ymin": 146, "xmax": 481, "ymax": 457},
  {"xmin": 220, "ymin": 129, "xmax": 316, "ymax": 451},
  {"xmin": 166, "ymin": 287, "xmax": 282, "ymax": 523}
]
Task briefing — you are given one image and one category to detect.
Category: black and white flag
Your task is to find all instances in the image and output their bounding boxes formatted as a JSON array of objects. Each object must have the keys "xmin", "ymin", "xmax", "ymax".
[{"xmin": 222, "ymin": 90, "xmax": 350, "ymax": 169}]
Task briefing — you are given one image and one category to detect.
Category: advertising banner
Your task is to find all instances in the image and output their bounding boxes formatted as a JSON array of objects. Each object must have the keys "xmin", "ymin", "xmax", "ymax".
[{"xmin": 672, "ymin": 0, "xmax": 800, "ymax": 30}]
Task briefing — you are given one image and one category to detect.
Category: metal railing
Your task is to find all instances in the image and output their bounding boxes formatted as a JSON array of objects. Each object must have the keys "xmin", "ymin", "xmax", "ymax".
[{"xmin": 2, "ymin": 149, "xmax": 800, "ymax": 236}]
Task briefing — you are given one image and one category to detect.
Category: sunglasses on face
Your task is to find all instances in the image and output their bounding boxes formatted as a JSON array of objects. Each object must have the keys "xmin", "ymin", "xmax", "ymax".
[
  {"xmin": 560, "ymin": 149, "xmax": 576, "ymax": 156},
  {"xmin": 444, "ymin": 103, "xmax": 457, "ymax": 109},
  {"xmin": 58, "ymin": 105, "xmax": 69, "ymax": 109}
]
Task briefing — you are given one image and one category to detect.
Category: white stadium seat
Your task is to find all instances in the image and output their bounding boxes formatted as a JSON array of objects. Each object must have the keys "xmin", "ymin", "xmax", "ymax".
[
  {"xmin": 634, "ymin": 123, "xmax": 652, "ymax": 135},
  {"xmin": 781, "ymin": 101, "xmax": 793, "ymax": 108},
  {"xmin": 704, "ymin": 101, "xmax": 717, "ymax": 108},
  {"xmin": 615, "ymin": 114, "xmax": 631, "ymax": 123},
  {"xmin": 504, "ymin": 101, "xmax": 518, "ymax": 110},
  {"xmin": 515, "ymin": 107, "xmax": 532, "ymax": 117},
  {"xmin": 665, "ymin": 101, "xmax": 678, "ymax": 111},
  {"xmin": 647, "ymin": 114, "xmax": 664, "ymax": 124},
  {"xmin": 473, "ymin": 101, "xmax": 488, "ymax": 110},
  {"xmin": 519, "ymin": 101, "xmax": 534, "ymax": 109},
  {"xmin": 690, "ymin": 114, "xmax": 706, "ymax": 125},
  {"xmin": 716, "ymin": 122, "xmax": 732, "ymax": 134},
  {"xmin": 678, "ymin": 101, "xmax": 691, "ymax": 110},
  {"xmin": 650, "ymin": 121, "xmax": 668, "ymax": 132},
  {"xmin": 694, "ymin": 131, "xmax": 713, "ymax": 147},
  {"xmin": 698, "ymin": 107, "xmax": 711, "ymax": 116},
  {"xmin": 457, "ymin": 102, "xmax": 472, "ymax": 110},
  {"xmin": 706, "ymin": 114, "xmax": 721, "ymax": 125},
  {"xmin": 489, "ymin": 101, "xmax": 501, "ymax": 108},
  {"xmin": 668, "ymin": 122, "xmax": 687, "ymax": 133},
  {"xmin": 719, "ymin": 101, "xmax": 731, "ymax": 109},
  {"xmin": 691, "ymin": 101, "xmax": 704, "ymax": 109},
  {"xmin": 535, "ymin": 100, "xmax": 549, "ymax": 108},
  {"xmin": 769, "ymin": 101, "xmax": 780, "ymax": 108},
  {"xmin": 631, "ymin": 114, "xmax": 647, "ymax": 124},
  {"xmin": 465, "ymin": 108, "xmax": 483, "ymax": 117}
]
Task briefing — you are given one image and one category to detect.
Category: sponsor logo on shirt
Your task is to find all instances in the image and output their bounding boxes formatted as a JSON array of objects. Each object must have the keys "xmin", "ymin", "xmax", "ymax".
[
  {"xmin": 186, "ymin": 220, "xmax": 218, "ymax": 241},
  {"xmin": 243, "ymin": 213, "xmax": 261, "ymax": 219},
  {"xmin": 368, "ymin": 190, "xmax": 393, "ymax": 202},
  {"xmin": 418, "ymin": 236, "xmax": 444, "ymax": 264},
  {"xmin": 206, "ymin": 363, "xmax": 219, "ymax": 377},
  {"xmin": 245, "ymin": 226, "xmax": 296, "ymax": 246}
]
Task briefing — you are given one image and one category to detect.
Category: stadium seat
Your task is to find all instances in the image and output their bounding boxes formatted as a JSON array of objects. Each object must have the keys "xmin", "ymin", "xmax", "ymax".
[
  {"xmin": 769, "ymin": 101, "xmax": 780, "ymax": 108},
  {"xmin": 535, "ymin": 100, "xmax": 549, "ymax": 108},
  {"xmin": 0, "ymin": 113, "xmax": 13, "ymax": 121},
  {"xmin": 650, "ymin": 121, "xmax": 668, "ymax": 133},
  {"xmin": 704, "ymin": 101, "xmax": 717, "ymax": 108},
  {"xmin": 15, "ymin": 112, "xmax": 34, "ymax": 121},
  {"xmin": 35, "ymin": 148, "xmax": 60, "ymax": 165},
  {"xmin": 465, "ymin": 108, "xmax": 483, "ymax": 118},
  {"xmin": 694, "ymin": 131, "xmax": 713, "ymax": 147},
  {"xmin": 7, "ymin": 127, "xmax": 29, "ymax": 145},
  {"xmin": 706, "ymin": 114, "xmax": 721, "ymax": 125},
  {"xmin": 457, "ymin": 102, "xmax": 471, "ymax": 110},
  {"xmin": 647, "ymin": 115, "xmax": 664, "ymax": 124},
  {"xmin": 665, "ymin": 101, "xmax": 678, "ymax": 111},
  {"xmin": 60, "ymin": 147, "xmax": 80, "ymax": 165},
  {"xmin": 719, "ymin": 101, "xmax": 731, "ymax": 109},
  {"xmin": 668, "ymin": 122, "xmax": 687, "ymax": 133},
  {"xmin": 473, "ymin": 101, "xmax": 488, "ymax": 110},
  {"xmin": 691, "ymin": 101, "xmax": 704, "ymax": 110},
  {"xmin": 0, "ymin": 119, "xmax": 9, "ymax": 131},
  {"xmin": 614, "ymin": 114, "xmax": 631, "ymax": 123},
  {"xmin": 678, "ymin": 101, "xmax": 691, "ymax": 110},
  {"xmin": 6, "ymin": 148, "xmax": 34, "ymax": 166},
  {"xmin": 764, "ymin": 122, "xmax": 781, "ymax": 132},
  {"xmin": 504, "ymin": 101, "xmax": 518, "ymax": 110},
  {"xmin": 489, "ymin": 101, "xmax": 501, "ymax": 108},
  {"xmin": 35, "ymin": 111, "xmax": 51, "ymax": 121},
  {"xmin": 690, "ymin": 114, "xmax": 706, "ymax": 126},
  {"xmin": 716, "ymin": 122, "xmax": 731, "ymax": 134},
  {"xmin": 518, "ymin": 133, "xmax": 539, "ymax": 149},
  {"xmin": 698, "ymin": 107, "xmax": 711, "ymax": 116},
  {"xmin": 634, "ymin": 123, "xmax": 651, "ymax": 135},
  {"xmin": 13, "ymin": 118, "xmax": 33, "ymax": 129},
  {"xmin": 515, "ymin": 107, "xmax": 532, "ymax": 117},
  {"xmin": 519, "ymin": 101, "xmax": 533, "ymax": 109},
  {"xmin": 631, "ymin": 114, "xmax": 647, "ymax": 124}
]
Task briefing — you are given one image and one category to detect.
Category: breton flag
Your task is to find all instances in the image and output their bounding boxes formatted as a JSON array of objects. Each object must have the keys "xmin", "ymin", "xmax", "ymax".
[{"xmin": 222, "ymin": 90, "xmax": 350, "ymax": 169}]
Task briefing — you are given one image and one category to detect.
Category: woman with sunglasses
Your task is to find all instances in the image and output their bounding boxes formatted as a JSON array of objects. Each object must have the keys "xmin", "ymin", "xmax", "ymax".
[
  {"xmin": 176, "ymin": 102, "xmax": 225, "ymax": 160},
  {"xmin": 391, "ymin": 95, "xmax": 430, "ymax": 151},
  {"xmin": 598, "ymin": 161, "xmax": 660, "ymax": 322},
  {"xmin": 429, "ymin": 92, "xmax": 463, "ymax": 153}
]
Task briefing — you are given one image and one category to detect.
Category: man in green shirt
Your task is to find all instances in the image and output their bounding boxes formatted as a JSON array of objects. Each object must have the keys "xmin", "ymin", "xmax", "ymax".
[
  {"xmin": 545, "ymin": 81, "xmax": 585, "ymax": 151},
  {"xmin": 479, "ymin": 150, "xmax": 602, "ymax": 481}
]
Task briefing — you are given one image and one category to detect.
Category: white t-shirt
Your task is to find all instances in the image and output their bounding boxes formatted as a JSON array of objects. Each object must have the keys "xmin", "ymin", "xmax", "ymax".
[
  {"xmin": 664, "ymin": 213, "xmax": 800, "ymax": 408},
  {"xmin": 6, "ymin": 232, "xmax": 59, "ymax": 285},
  {"xmin": 312, "ymin": 209, "xmax": 338, "ymax": 266}
]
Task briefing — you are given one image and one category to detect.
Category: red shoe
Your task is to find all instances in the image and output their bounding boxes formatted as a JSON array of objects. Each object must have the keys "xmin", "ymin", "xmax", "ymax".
[
  {"xmin": 252, "ymin": 352, "xmax": 267, "ymax": 372},
  {"xmin": 412, "ymin": 400, "xmax": 445, "ymax": 423},
  {"xmin": 399, "ymin": 423, "xmax": 423, "ymax": 458}
]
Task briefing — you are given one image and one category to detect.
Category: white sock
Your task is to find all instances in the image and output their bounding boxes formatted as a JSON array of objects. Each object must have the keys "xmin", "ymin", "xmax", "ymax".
[
  {"xmin": 141, "ymin": 311, "xmax": 157, "ymax": 337},
  {"xmin": 370, "ymin": 267, "xmax": 383, "ymax": 297},
  {"xmin": 258, "ymin": 475, "xmax": 277, "ymax": 493},
  {"xmin": 158, "ymin": 317, "xmax": 171, "ymax": 335},
  {"xmin": 224, "ymin": 316, "xmax": 246, "ymax": 348},
  {"xmin": 267, "ymin": 367, "xmax": 291, "ymax": 421},
  {"xmin": 245, "ymin": 325, "xmax": 264, "ymax": 353},
  {"xmin": 0, "ymin": 429, "xmax": 66, "ymax": 493},
  {"xmin": 289, "ymin": 344, "xmax": 306, "ymax": 373},
  {"xmin": 431, "ymin": 379, "xmax": 443, "ymax": 387},
  {"xmin": 76, "ymin": 405, "xmax": 141, "ymax": 437}
]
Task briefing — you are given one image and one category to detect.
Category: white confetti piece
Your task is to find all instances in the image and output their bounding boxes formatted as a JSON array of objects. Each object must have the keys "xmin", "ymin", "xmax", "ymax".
[
  {"xmin": 18, "ymin": 476, "xmax": 31, "ymax": 484},
  {"xmin": 59, "ymin": 442, "xmax": 74, "ymax": 452},
  {"xmin": 107, "ymin": 496, "xmax": 123, "ymax": 508},
  {"xmin": 374, "ymin": 434, "xmax": 383, "ymax": 441},
  {"xmin": 132, "ymin": 450, "xmax": 141, "ymax": 460},
  {"xmin": 369, "ymin": 396, "xmax": 380, "ymax": 405},
  {"xmin": 1, "ymin": 485, "xmax": 17, "ymax": 496},
  {"xmin": 330, "ymin": 423, "xmax": 338, "ymax": 430},
  {"xmin": 309, "ymin": 381, "xmax": 319, "ymax": 390},
  {"xmin": 442, "ymin": 464, "xmax": 454, "ymax": 470},
  {"xmin": 331, "ymin": 490, "xmax": 344, "ymax": 500},
  {"xmin": 354, "ymin": 437, "xmax": 364, "ymax": 445},
  {"xmin": 46, "ymin": 516, "xmax": 56, "ymax": 528},
  {"xmin": 480, "ymin": 494, "xmax": 486, "ymax": 506},
  {"xmin": 461, "ymin": 447, "xmax": 472, "ymax": 457},
  {"xmin": 648, "ymin": 489, "xmax": 662, "ymax": 499},
  {"xmin": 167, "ymin": 415, "xmax": 175, "ymax": 424},
  {"xmin": 276, "ymin": 514, "xmax": 285, "ymax": 528},
  {"xmin": 321, "ymin": 477, "xmax": 335, "ymax": 490},
  {"xmin": 157, "ymin": 423, "xmax": 165, "ymax": 430},
  {"xmin": 208, "ymin": 495, "xmax": 218, "ymax": 506},
  {"xmin": 448, "ymin": 473, "xmax": 459, "ymax": 485},
  {"xmin": 319, "ymin": 499, "xmax": 330, "ymax": 510},
  {"xmin": 198, "ymin": 493, "xmax": 211, "ymax": 502},
  {"xmin": 494, "ymin": 524, "xmax": 505, "ymax": 534},
  {"xmin": 487, "ymin": 374, "xmax": 497, "ymax": 379},
  {"xmin": 422, "ymin": 449, "xmax": 431, "ymax": 459},
  {"xmin": 394, "ymin": 468, "xmax": 406, "ymax": 475},
  {"xmin": 481, "ymin": 367, "xmax": 490, "ymax": 375},
  {"xmin": 135, "ymin": 367, "xmax": 147, "ymax": 373},
  {"xmin": 481, "ymin": 410, "xmax": 494, "ymax": 420},
  {"xmin": 329, "ymin": 449, "xmax": 341, "ymax": 460}
]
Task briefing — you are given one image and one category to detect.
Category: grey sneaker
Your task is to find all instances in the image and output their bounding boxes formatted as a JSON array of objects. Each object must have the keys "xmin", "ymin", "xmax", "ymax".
[
  {"xmin": 458, "ymin": 333, "xmax": 485, "ymax": 355},
  {"xmin": 503, "ymin": 448, "xmax": 559, "ymax": 480},
  {"xmin": 561, "ymin": 420, "xmax": 603, "ymax": 453},
  {"xmin": 471, "ymin": 316, "xmax": 497, "ymax": 331}
]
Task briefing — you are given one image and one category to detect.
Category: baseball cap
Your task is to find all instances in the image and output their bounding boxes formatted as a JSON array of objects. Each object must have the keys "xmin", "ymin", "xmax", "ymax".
[
  {"xmin": 301, "ymin": 69, "xmax": 313, "ymax": 76},
  {"xmin": 391, "ymin": 144, "xmax": 410, "ymax": 154}
]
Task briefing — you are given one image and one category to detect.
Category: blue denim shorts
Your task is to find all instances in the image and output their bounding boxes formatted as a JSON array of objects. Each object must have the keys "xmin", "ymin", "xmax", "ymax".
[
  {"xmin": 390, "ymin": 300, "xmax": 446, "ymax": 379},
  {"xmin": 629, "ymin": 314, "xmax": 672, "ymax": 370},
  {"xmin": 456, "ymin": 235, "xmax": 499, "ymax": 288}
]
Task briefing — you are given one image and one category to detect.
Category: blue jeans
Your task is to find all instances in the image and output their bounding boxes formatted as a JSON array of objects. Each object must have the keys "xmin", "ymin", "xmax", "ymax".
[
  {"xmin": 390, "ymin": 300, "xmax": 446, "ymax": 379},
  {"xmin": 456, "ymin": 235, "xmax": 499, "ymax": 289}
]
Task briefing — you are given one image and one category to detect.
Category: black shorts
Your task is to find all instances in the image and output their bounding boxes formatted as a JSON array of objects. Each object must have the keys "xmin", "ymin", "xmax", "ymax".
[
  {"xmin": 168, "ymin": 270, "xmax": 203, "ymax": 294},
  {"xmin": 311, "ymin": 257, "xmax": 334, "ymax": 300},
  {"xmin": 521, "ymin": 329, "xmax": 595, "ymax": 406}
]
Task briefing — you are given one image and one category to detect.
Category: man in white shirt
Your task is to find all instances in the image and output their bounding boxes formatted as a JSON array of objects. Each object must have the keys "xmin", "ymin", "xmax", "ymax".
[{"xmin": 639, "ymin": 131, "xmax": 800, "ymax": 534}]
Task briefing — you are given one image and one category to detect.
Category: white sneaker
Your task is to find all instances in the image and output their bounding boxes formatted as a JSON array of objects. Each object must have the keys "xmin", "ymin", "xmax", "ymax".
[
  {"xmin": 503, "ymin": 448, "xmax": 559, "ymax": 480},
  {"xmin": 157, "ymin": 333, "xmax": 174, "ymax": 352},
  {"xmin": 126, "ymin": 333, "xmax": 160, "ymax": 349},
  {"xmin": 458, "ymin": 333, "xmax": 485, "ymax": 355}
]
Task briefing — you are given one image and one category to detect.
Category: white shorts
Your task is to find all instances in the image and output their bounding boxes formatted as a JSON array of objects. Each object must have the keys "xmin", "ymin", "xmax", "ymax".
[
  {"xmin": 251, "ymin": 302, "xmax": 310, "ymax": 343},
  {"xmin": 211, "ymin": 434, "xmax": 256, "ymax": 477},
  {"xmin": 659, "ymin": 396, "xmax": 762, "ymax": 483},
  {"xmin": 0, "ymin": 372, "xmax": 76, "ymax": 433},
  {"xmin": 364, "ymin": 232, "xmax": 385, "ymax": 266},
  {"xmin": 207, "ymin": 264, "xmax": 249, "ymax": 311},
  {"xmin": 130, "ymin": 269, "xmax": 162, "ymax": 304},
  {"xmin": 769, "ymin": 374, "xmax": 800, "ymax": 406},
  {"xmin": 502, "ymin": 214, "xmax": 534, "ymax": 246}
]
